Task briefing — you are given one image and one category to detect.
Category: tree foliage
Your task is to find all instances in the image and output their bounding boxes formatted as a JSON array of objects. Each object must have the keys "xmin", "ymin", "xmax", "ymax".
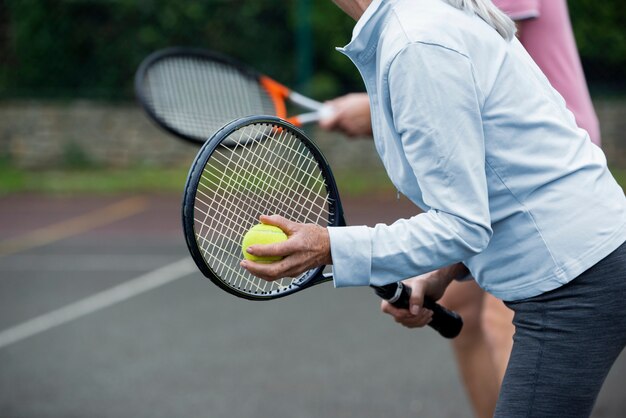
[
  {"xmin": 0, "ymin": 0, "xmax": 623, "ymax": 100},
  {"xmin": 569, "ymin": 0, "xmax": 626, "ymax": 91}
]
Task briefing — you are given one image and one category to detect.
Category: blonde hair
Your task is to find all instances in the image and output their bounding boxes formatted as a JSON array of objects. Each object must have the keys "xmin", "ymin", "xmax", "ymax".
[{"xmin": 441, "ymin": 0, "xmax": 516, "ymax": 40}]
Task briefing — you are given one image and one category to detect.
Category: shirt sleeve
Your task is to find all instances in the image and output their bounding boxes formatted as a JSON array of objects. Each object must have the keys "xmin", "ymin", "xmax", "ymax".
[
  {"xmin": 329, "ymin": 42, "xmax": 493, "ymax": 288},
  {"xmin": 492, "ymin": 0, "xmax": 540, "ymax": 20}
]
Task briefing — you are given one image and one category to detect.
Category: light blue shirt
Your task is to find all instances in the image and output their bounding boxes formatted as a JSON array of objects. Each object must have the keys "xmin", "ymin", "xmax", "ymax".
[{"xmin": 327, "ymin": 0, "xmax": 626, "ymax": 301}]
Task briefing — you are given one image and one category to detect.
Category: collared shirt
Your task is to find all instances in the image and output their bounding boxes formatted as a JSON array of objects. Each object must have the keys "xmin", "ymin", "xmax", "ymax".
[{"xmin": 327, "ymin": 0, "xmax": 625, "ymax": 301}]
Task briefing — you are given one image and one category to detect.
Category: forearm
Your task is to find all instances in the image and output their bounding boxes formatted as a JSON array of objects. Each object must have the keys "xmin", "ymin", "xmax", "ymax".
[
  {"xmin": 433, "ymin": 263, "xmax": 470, "ymax": 290},
  {"xmin": 330, "ymin": 209, "xmax": 490, "ymax": 289},
  {"xmin": 412, "ymin": 263, "xmax": 471, "ymax": 303}
]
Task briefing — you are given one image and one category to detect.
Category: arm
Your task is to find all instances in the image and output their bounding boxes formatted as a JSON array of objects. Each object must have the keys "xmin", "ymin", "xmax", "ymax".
[{"xmin": 328, "ymin": 42, "xmax": 493, "ymax": 288}]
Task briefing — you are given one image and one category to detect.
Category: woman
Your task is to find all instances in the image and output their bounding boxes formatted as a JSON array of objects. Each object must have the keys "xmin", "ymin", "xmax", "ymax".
[
  {"xmin": 241, "ymin": 1, "xmax": 626, "ymax": 416},
  {"xmin": 318, "ymin": 2, "xmax": 602, "ymax": 416}
]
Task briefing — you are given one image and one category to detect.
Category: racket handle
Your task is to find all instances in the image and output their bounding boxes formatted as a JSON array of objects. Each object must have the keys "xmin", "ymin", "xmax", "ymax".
[
  {"xmin": 372, "ymin": 282, "xmax": 463, "ymax": 339},
  {"xmin": 290, "ymin": 105, "xmax": 335, "ymax": 126}
]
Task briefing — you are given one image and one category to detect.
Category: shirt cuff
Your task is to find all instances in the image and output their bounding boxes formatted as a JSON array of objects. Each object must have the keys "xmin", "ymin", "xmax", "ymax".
[
  {"xmin": 492, "ymin": 0, "xmax": 540, "ymax": 20},
  {"xmin": 328, "ymin": 225, "xmax": 372, "ymax": 287}
]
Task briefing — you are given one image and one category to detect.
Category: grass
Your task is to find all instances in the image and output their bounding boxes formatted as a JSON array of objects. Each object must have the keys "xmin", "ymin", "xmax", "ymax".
[
  {"xmin": 334, "ymin": 168, "xmax": 397, "ymax": 196},
  {"xmin": 0, "ymin": 165, "xmax": 191, "ymax": 195},
  {"xmin": 0, "ymin": 164, "xmax": 624, "ymax": 197},
  {"xmin": 0, "ymin": 164, "xmax": 397, "ymax": 197}
]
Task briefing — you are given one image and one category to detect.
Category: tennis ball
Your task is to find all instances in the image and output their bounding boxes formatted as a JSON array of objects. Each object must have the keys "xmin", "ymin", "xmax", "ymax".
[{"xmin": 241, "ymin": 224, "xmax": 288, "ymax": 263}]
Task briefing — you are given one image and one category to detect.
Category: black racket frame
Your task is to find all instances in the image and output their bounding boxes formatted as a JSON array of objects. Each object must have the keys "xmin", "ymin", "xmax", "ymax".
[{"xmin": 135, "ymin": 47, "xmax": 266, "ymax": 145}]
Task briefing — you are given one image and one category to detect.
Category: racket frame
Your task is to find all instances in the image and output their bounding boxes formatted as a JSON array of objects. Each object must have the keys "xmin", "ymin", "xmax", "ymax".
[{"xmin": 182, "ymin": 115, "xmax": 343, "ymax": 300}]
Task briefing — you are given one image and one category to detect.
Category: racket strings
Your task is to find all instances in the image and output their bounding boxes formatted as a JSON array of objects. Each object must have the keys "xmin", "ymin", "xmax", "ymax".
[
  {"xmin": 193, "ymin": 122, "xmax": 332, "ymax": 295},
  {"xmin": 222, "ymin": 125, "xmax": 330, "ymax": 224},
  {"xmin": 195, "ymin": 136, "xmax": 272, "ymax": 293},
  {"xmin": 196, "ymin": 145, "xmax": 328, "ymax": 237},
  {"xmin": 143, "ymin": 57, "xmax": 275, "ymax": 140},
  {"xmin": 196, "ymin": 125, "xmax": 326, "ymax": 255},
  {"xmin": 248, "ymin": 128, "xmax": 330, "ymax": 218},
  {"xmin": 209, "ymin": 132, "xmax": 331, "ymax": 220}
]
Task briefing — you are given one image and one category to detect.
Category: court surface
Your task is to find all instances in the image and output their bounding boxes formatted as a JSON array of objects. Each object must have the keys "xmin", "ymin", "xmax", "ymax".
[{"xmin": 0, "ymin": 193, "xmax": 624, "ymax": 418}]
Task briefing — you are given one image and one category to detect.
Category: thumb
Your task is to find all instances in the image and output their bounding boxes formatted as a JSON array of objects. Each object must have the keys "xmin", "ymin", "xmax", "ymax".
[{"xmin": 408, "ymin": 280, "xmax": 426, "ymax": 316}]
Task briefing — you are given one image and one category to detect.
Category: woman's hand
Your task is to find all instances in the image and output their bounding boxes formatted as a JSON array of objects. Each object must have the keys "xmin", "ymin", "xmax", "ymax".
[
  {"xmin": 380, "ymin": 265, "xmax": 463, "ymax": 328},
  {"xmin": 318, "ymin": 93, "xmax": 373, "ymax": 138},
  {"xmin": 240, "ymin": 214, "xmax": 332, "ymax": 281}
]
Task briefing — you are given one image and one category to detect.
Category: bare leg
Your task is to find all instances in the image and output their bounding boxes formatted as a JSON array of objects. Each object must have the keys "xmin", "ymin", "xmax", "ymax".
[
  {"xmin": 481, "ymin": 293, "xmax": 515, "ymax": 383},
  {"xmin": 439, "ymin": 280, "xmax": 500, "ymax": 418}
]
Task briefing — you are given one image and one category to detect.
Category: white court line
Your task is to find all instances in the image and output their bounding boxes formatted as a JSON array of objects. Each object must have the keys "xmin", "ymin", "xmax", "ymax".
[{"xmin": 0, "ymin": 257, "xmax": 197, "ymax": 350}]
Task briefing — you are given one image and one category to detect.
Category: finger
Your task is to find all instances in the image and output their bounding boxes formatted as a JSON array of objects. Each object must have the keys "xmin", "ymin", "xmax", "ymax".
[
  {"xmin": 259, "ymin": 214, "xmax": 297, "ymax": 235},
  {"xmin": 245, "ymin": 239, "xmax": 291, "ymax": 259},
  {"xmin": 240, "ymin": 258, "xmax": 289, "ymax": 282},
  {"xmin": 381, "ymin": 299, "xmax": 407, "ymax": 315},
  {"xmin": 398, "ymin": 309, "xmax": 433, "ymax": 328},
  {"xmin": 241, "ymin": 249, "xmax": 314, "ymax": 282},
  {"xmin": 381, "ymin": 300, "xmax": 413, "ymax": 321},
  {"xmin": 245, "ymin": 216, "xmax": 297, "ymax": 259}
]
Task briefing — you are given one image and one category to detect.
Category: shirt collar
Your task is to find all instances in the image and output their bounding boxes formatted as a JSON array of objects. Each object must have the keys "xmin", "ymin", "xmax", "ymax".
[{"xmin": 337, "ymin": 0, "xmax": 396, "ymax": 62}]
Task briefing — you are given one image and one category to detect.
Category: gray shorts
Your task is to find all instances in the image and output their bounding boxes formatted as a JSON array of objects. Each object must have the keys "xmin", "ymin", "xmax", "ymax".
[{"xmin": 495, "ymin": 241, "xmax": 626, "ymax": 418}]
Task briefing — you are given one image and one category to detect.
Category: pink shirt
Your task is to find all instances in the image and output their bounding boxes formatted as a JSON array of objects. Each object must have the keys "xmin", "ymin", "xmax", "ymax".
[{"xmin": 493, "ymin": 0, "xmax": 601, "ymax": 145}]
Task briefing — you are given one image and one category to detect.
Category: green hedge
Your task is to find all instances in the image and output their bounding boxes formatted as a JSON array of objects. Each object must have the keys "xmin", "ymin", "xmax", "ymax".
[
  {"xmin": 570, "ymin": 0, "xmax": 626, "ymax": 92},
  {"xmin": 0, "ymin": 0, "xmax": 623, "ymax": 100},
  {"xmin": 0, "ymin": 0, "xmax": 294, "ymax": 99}
]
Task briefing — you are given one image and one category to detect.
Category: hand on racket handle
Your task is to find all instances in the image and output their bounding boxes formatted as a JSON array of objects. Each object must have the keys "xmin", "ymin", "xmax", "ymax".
[
  {"xmin": 317, "ymin": 93, "xmax": 373, "ymax": 138},
  {"xmin": 375, "ymin": 282, "xmax": 463, "ymax": 339}
]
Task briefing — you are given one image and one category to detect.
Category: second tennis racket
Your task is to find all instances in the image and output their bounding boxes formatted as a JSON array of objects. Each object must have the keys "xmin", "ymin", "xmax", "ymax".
[{"xmin": 135, "ymin": 47, "xmax": 333, "ymax": 145}]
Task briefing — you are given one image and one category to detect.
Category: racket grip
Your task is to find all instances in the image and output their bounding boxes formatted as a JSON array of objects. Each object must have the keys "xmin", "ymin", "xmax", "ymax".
[{"xmin": 373, "ymin": 282, "xmax": 463, "ymax": 339}]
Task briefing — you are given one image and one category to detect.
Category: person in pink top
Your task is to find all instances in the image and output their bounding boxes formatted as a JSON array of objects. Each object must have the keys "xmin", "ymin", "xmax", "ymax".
[
  {"xmin": 495, "ymin": 0, "xmax": 601, "ymax": 145},
  {"xmin": 319, "ymin": 1, "xmax": 602, "ymax": 417}
]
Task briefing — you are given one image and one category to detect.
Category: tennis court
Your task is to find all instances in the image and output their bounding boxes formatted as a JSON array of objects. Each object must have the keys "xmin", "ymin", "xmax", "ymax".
[
  {"xmin": 1, "ymin": 2, "xmax": 625, "ymax": 416},
  {"xmin": 0, "ymin": 193, "xmax": 624, "ymax": 417}
]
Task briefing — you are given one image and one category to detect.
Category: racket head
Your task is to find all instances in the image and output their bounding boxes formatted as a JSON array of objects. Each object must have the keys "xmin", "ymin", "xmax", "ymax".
[
  {"xmin": 135, "ymin": 47, "xmax": 283, "ymax": 145},
  {"xmin": 182, "ymin": 116, "xmax": 344, "ymax": 300}
]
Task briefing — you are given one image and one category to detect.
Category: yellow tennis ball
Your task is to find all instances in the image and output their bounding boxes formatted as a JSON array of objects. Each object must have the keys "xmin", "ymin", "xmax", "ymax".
[{"xmin": 241, "ymin": 224, "xmax": 288, "ymax": 263}]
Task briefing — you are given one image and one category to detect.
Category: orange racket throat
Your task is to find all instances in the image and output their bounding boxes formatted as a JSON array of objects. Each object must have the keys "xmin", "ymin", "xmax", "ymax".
[{"xmin": 259, "ymin": 76, "xmax": 290, "ymax": 121}]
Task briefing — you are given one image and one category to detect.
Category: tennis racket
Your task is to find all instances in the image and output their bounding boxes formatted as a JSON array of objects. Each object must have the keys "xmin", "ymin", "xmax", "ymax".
[
  {"xmin": 182, "ymin": 115, "xmax": 463, "ymax": 338},
  {"xmin": 135, "ymin": 47, "xmax": 333, "ymax": 145}
]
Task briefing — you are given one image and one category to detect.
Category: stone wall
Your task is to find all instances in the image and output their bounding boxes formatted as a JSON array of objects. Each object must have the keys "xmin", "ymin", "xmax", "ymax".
[
  {"xmin": 594, "ymin": 99, "xmax": 626, "ymax": 169},
  {"xmin": 0, "ymin": 99, "xmax": 624, "ymax": 170},
  {"xmin": 0, "ymin": 101, "xmax": 198, "ymax": 169}
]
